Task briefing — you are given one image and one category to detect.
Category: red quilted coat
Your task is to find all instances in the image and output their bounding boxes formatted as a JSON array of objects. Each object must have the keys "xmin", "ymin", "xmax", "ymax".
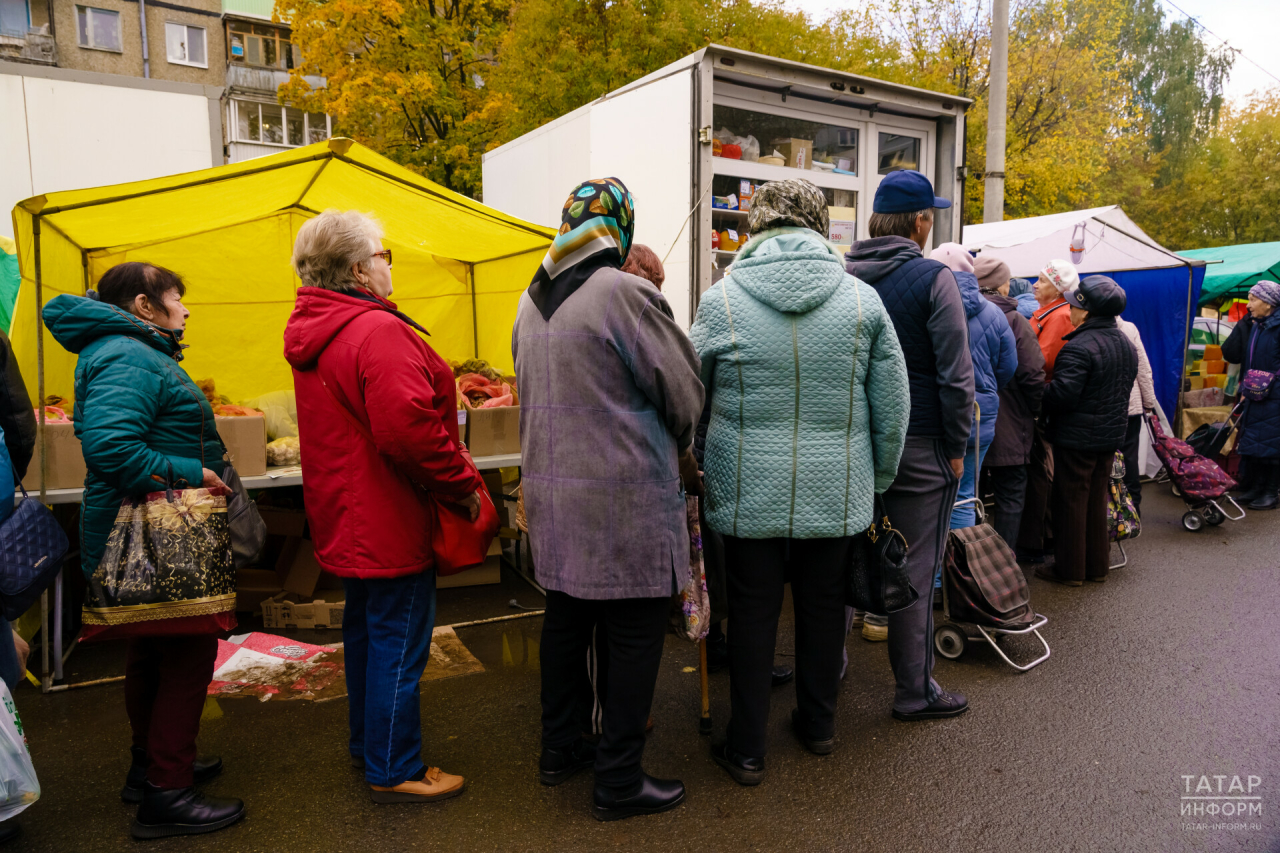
[{"xmin": 283, "ymin": 287, "xmax": 482, "ymax": 578}]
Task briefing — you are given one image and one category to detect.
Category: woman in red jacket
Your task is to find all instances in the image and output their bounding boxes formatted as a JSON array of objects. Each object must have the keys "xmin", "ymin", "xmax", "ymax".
[{"xmin": 284, "ymin": 210, "xmax": 483, "ymax": 804}]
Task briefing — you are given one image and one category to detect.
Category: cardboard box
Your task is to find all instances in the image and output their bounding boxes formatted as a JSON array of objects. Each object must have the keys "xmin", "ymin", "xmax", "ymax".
[
  {"xmin": 23, "ymin": 422, "xmax": 87, "ymax": 491},
  {"xmin": 437, "ymin": 539, "xmax": 502, "ymax": 589},
  {"xmin": 216, "ymin": 415, "xmax": 267, "ymax": 476},
  {"xmin": 772, "ymin": 138, "xmax": 813, "ymax": 170},
  {"xmin": 464, "ymin": 405, "xmax": 520, "ymax": 457},
  {"xmin": 261, "ymin": 591, "xmax": 345, "ymax": 630},
  {"xmin": 260, "ymin": 508, "xmax": 307, "ymax": 538},
  {"xmin": 278, "ymin": 538, "xmax": 323, "ymax": 598},
  {"xmin": 236, "ymin": 568, "xmax": 284, "ymax": 613}
]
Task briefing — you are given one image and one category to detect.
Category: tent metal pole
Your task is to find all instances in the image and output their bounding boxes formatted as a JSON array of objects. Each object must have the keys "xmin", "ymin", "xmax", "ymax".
[
  {"xmin": 34, "ymin": 215, "xmax": 52, "ymax": 693},
  {"xmin": 469, "ymin": 264, "xmax": 479, "ymax": 359},
  {"xmin": 1174, "ymin": 264, "xmax": 1193, "ymax": 434}
]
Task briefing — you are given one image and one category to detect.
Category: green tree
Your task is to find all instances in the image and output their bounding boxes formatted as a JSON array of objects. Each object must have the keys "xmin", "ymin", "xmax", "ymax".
[{"xmin": 279, "ymin": 0, "xmax": 513, "ymax": 196}]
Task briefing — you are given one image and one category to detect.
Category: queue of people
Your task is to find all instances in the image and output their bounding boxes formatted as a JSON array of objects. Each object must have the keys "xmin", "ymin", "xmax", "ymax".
[{"xmin": 21, "ymin": 167, "xmax": 1276, "ymax": 839}]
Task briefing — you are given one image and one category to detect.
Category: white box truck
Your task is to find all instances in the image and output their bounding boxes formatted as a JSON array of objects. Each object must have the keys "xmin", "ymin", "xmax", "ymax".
[{"xmin": 483, "ymin": 45, "xmax": 971, "ymax": 329}]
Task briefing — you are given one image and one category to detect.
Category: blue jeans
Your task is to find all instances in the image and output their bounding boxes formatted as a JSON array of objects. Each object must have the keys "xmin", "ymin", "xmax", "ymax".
[
  {"xmin": 950, "ymin": 440, "xmax": 992, "ymax": 529},
  {"xmin": 343, "ymin": 571, "xmax": 435, "ymax": 787}
]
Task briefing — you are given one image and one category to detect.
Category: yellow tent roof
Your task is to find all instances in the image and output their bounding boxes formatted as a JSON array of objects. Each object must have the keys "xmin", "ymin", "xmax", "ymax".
[{"xmin": 10, "ymin": 138, "xmax": 554, "ymax": 404}]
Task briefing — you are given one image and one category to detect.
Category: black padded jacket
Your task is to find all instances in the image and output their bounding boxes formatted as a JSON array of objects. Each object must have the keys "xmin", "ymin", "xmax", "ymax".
[{"xmin": 1042, "ymin": 317, "xmax": 1137, "ymax": 453}]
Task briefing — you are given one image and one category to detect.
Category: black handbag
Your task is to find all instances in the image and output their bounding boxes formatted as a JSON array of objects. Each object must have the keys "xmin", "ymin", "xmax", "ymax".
[
  {"xmin": 222, "ymin": 463, "xmax": 266, "ymax": 569},
  {"xmin": 0, "ymin": 480, "xmax": 70, "ymax": 621},
  {"xmin": 846, "ymin": 495, "xmax": 918, "ymax": 614}
]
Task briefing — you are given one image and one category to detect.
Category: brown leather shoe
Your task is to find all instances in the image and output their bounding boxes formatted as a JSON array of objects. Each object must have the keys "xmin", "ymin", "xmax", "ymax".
[{"xmin": 370, "ymin": 767, "xmax": 465, "ymax": 804}]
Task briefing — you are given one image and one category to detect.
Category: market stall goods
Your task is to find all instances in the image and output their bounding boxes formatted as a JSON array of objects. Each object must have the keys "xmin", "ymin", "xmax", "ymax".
[{"xmin": 266, "ymin": 436, "xmax": 300, "ymax": 467}]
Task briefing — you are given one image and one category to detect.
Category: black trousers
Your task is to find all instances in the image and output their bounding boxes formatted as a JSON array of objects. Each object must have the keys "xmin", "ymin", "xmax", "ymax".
[
  {"xmin": 1050, "ymin": 446, "xmax": 1112, "ymax": 583},
  {"xmin": 1121, "ymin": 414, "xmax": 1145, "ymax": 507},
  {"xmin": 1017, "ymin": 428, "xmax": 1054, "ymax": 552},
  {"xmin": 540, "ymin": 590, "xmax": 668, "ymax": 788},
  {"xmin": 722, "ymin": 535, "xmax": 851, "ymax": 759},
  {"xmin": 987, "ymin": 464, "xmax": 1029, "ymax": 549}
]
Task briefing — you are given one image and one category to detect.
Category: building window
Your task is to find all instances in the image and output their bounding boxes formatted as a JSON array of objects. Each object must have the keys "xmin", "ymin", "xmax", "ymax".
[
  {"xmin": 227, "ymin": 20, "xmax": 292, "ymax": 70},
  {"xmin": 0, "ymin": 0, "xmax": 31, "ymax": 38},
  {"xmin": 877, "ymin": 133, "xmax": 921, "ymax": 175},
  {"xmin": 233, "ymin": 100, "xmax": 329, "ymax": 147},
  {"xmin": 75, "ymin": 5, "xmax": 120, "ymax": 52},
  {"xmin": 165, "ymin": 22, "xmax": 206, "ymax": 67}
]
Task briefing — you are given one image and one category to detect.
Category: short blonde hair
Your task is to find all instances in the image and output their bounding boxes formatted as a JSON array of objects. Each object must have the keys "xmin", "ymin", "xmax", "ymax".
[{"xmin": 292, "ymin": 210, "xmax": 384, "ymax": 292}]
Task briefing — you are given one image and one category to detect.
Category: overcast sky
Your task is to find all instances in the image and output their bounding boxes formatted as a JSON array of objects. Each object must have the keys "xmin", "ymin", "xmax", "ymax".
[{"xmin": 782, "ymin": 0, "xmax": 1280, "ymax": 103}]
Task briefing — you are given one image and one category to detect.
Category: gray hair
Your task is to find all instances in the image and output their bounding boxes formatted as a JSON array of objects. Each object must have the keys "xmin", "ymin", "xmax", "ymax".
[{"xmin": 291, "ymin": 209, "xmax": 384, "ymax": 292}]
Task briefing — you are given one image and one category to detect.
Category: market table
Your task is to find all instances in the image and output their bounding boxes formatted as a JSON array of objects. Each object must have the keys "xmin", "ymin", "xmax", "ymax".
[{"xmin": 17, "ymin": 454, "xmax": 523, "ymax": 691}]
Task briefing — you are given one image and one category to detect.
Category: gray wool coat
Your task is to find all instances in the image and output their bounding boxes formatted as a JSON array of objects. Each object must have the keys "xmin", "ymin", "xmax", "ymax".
[{"xmin": 512, "ymin": 267, "xmax": 705, "ymax": 600}]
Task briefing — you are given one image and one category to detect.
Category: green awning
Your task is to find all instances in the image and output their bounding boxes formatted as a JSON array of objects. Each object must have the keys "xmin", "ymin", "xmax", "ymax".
[{"xmin": 1181, "ymin": 242, "xmax": 1280, "ymax": 306}]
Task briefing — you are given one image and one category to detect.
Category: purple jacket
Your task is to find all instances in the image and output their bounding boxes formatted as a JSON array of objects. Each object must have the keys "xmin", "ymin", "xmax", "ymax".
[{"xmin": 512, "ymin": 267, "xmax": 704, "ymax": 599}]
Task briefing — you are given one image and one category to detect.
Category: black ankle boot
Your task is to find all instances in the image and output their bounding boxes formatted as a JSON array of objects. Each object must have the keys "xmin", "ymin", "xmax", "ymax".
[
  {"xmin": 539, "ymin": 739, "xmax": 596, "ymax": 786},
  {"xmin": 591, "ymin": 773, "xmax": 684, "ymax": 821},
  {"xmin": 131, "ymin": 783, "xmax": 244, "ymax": 839},
  {"xmin": 122, "ymin": 747, "xmax": 225, "ymax": 803}
]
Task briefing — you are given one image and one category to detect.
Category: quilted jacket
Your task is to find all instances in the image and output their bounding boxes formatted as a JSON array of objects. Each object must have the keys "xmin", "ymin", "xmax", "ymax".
[
  {"xmin": 1223, "ymin": 310, "xmax": 1280, "ymax": 458},
  {"xmin": 691, "ymin": 228, "xmax": 909, "ymax": 539},
  {"xmin": 1032, "ymin": 297, "xmax": 1075, "ymax": 379},
  {"xmin": 957, "ymin": 271, "xmax": 1017, "ymax": 447},
  {"xmin": 1042, "ymin": 316, "xmax": 1138, "ymax": 453},
  {"xmin": 43, "ymin": 295, "xmax": 227, "ymax": 576}
]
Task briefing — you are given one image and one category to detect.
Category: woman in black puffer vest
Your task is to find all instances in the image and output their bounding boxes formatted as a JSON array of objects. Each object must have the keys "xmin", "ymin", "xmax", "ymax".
[{"xmin": 1040, "ymin": 276, "xmax": 1138, "ymax": 585}]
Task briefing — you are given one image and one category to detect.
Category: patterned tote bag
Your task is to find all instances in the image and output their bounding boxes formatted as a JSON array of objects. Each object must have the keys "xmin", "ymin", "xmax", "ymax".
[
  {"xmin": 1107, "ymin": 452, "xmax": 1141, "ymax": 542},
  {"xmin": 675, "ymin": 497, "xmax": 711, "ymax": 642},
  {"xmin": 82, "ymin": 483, "xmax": 237, "ymax": 641}
]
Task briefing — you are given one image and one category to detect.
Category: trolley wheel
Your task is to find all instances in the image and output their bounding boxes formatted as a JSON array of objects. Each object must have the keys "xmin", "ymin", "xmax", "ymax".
[
  {"xmin": 1203, "ymin": 505, "xmax": 1225, "ymax": 526},
  {"xmin": 1182, "ymin": 511, "xmax": 1205, "ymax": 532},
  {"xmin": 934, "ymin": 625, "xmax": 967, "ymax": 660},
  {"xmin": 1170, "ymin": 483, "xmax": 1183, "ymax": 498}
]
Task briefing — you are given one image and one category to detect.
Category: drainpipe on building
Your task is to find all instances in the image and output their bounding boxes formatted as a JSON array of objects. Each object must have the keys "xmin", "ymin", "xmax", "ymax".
[{"xmin": 138, "ymin": 0, "xmax": 150, "ymax": 78}]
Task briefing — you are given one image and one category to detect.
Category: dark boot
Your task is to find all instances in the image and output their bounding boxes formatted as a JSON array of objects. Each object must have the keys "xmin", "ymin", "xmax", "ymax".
[
  {"xmin": 121, "ymin": 746, "xmax": 224, "ymax": 803},
  {"xmin": 705, "ymin": 627, "xmax": 728, "ymax": 673},
  {"xmin": 0, "ymin": 823, "xmax": 20, "ymax": 845},
  {"xmin": 539, "ymin": 739, "xmax": 596, "ymax": 786},
  {"xmin": 132, "ymin": 783, "xmax": 245, "ymax": 839},
  {"xmin": 1248, "ymin": 464, "xmax": 1279, "ymax": 510},
  {"xmin": 591, "ymin": 773, "xmax": 685, "ymax": 821}
]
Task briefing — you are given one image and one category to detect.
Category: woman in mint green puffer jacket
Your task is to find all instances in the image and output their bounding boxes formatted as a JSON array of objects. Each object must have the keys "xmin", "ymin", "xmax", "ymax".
[
  {"xmin": 690, "ymin": 179, "xmax": 909, "ymax": 781},
  {"xmin": 691, "ymin": 228, "xmax": 909, "ymax": 540}
]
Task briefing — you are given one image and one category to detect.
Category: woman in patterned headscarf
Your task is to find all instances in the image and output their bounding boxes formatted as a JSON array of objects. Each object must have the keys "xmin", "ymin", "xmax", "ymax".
[
  {"xmin": 1223, "ymin": 280, "xmax": 1280, "ymax": 509},
  {"xmin": 513, "ymin": 178, "xmax": 704, "ymax": 821}
]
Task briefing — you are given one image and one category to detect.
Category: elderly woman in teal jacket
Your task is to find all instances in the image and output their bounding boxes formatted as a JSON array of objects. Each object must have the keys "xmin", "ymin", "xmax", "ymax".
[
  {"xmin": 44, "ymin": 263, "xmax": 244, "ymax": 840},
  {"xmin": 691, "ymin": 179, "xmax": 909, "ymax": 786}
]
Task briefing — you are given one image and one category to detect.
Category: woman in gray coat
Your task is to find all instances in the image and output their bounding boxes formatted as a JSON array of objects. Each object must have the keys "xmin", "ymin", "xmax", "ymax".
[{"xmin": 512, "ymin": 178, "xmax": 704, "ymax": 822}]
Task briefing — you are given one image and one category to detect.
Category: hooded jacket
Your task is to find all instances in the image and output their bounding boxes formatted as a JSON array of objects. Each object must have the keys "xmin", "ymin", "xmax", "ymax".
[
  {"xmin": 43, "ymin": 295, "xmax": 227, "ymax": 576},
  {"xmin": 283, "ymin": 287, "xmax": 482, "ymax": 579},
  {"xmin": 845, "ymin": 235, "xmax": 973, "ymax": 460},
  {"xmin": 693, "ymin": 228, "xmax": 909, "ymax": 539},
  {"xmin": 1222, "ymin": 310, "xmax": 1280, "ymax": 458},
  {"xmin": 984, "ymin": 291, "xmax": 1046, "ymax": 466},
  {"xmin": 1042, "ymin": 316, "xmax": 1138, "ymax": 452},
  {"xmin": 957, "ymin": 271, "xmax": 1017, "ymax": 447}
]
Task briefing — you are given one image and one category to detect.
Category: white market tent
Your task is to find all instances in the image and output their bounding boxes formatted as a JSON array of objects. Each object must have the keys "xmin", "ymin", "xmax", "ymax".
[{"xmin": 962, "ymin": 205, "xmax": 1193, "ymax": 275}]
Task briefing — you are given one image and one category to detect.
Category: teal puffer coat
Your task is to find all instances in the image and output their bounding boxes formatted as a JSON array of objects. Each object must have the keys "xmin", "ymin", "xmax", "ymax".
[
  {"xmin": 691, "ymin": 228, "xmax": 910, "ymax": 539},
  {"xmin": 43, "ymin": 296, "xmax": 226, "ymax": 576}
]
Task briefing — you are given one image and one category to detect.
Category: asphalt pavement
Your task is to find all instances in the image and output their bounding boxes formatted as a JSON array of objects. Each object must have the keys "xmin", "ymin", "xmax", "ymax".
[{"xmin": 9, "ymin": 485, "xmax": 1280, "ymax": 853}]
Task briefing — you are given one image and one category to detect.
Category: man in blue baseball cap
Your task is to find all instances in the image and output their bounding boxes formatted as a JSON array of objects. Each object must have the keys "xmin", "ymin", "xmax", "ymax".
[{"xmin": 843, "ymin": 170, "xmax": 975, "ymax": 723}]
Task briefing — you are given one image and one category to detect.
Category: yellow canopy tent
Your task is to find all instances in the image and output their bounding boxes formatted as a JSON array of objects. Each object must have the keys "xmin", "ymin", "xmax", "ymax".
[{"xmin": 9, "ymin": 137, "xmax": 555, "ymax": 408}]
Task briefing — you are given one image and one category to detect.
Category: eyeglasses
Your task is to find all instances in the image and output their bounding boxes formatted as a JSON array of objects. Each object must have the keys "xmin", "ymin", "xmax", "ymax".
[{"xmin": 372, "ymin": 249, "xmax": 393, "ymax": 268}]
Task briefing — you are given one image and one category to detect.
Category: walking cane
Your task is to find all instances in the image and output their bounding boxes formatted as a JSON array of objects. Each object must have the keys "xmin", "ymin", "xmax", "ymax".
[{"xmin": 699, "ymin": 637, "xmax": 712, "ymax": 735}]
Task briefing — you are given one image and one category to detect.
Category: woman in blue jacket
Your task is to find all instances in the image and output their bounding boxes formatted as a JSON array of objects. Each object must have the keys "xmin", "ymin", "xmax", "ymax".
[
  {"xmin": 932, "ymin": 244, "xmax": 1017, "ymax": 527},
  {"xmin": 692, "ymin": 179, "xmax": 909, "ymax": 786},
  {"xmin": 1223, "ymin": 281, "xmax": 1280, "ymax": 509}
]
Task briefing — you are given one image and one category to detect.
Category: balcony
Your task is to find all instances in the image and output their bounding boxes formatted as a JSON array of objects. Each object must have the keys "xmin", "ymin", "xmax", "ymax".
[
  {"xmin": 226, "ymin": 63, "xmax": 322, "ymax": 96},
  {"xmin": 0, "ymin": 28, "xmax": 55, "ymax": 65}
]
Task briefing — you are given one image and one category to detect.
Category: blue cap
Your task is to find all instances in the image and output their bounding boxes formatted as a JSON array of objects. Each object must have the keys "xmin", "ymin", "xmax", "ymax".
[{"xmin": 873, "ymin": 170, "xmax": 952, "ymax": 214}]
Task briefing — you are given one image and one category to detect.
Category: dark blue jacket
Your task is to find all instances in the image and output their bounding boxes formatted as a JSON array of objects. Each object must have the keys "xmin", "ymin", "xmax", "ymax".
[
  {"xmin": 846, "ymin": 236, "xmax": 974, "ymax": 459},
  {"xmin": 956, "ymin": 271, "xmax": 1017, "ymax": 448},
  {"xmin": 1043, "ymin": 317, "xmax": 1138, "ymax": 452},
  {"xmin": 1223, "ymin": 311, "xmax": 1280, "ymax": 458}
]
